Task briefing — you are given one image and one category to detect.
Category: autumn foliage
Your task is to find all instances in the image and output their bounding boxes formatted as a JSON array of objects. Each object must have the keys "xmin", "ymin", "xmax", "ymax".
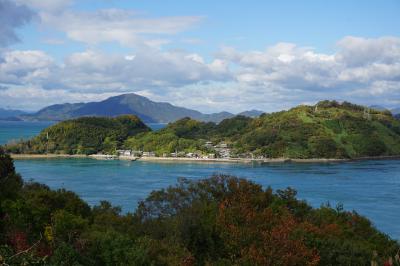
[{"xmin": 1, "ymin": 148, "xmax": 399, "ymax": 265}]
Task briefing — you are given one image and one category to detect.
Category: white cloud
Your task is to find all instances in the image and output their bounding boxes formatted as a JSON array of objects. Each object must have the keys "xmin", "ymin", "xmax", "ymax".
[
  {"xmin": 0, "ymin": 50, "xmax": 54, "ymax": 85},
  {"xmin": 1, "ymin": 36, "xmax": 400, "ymax": 112},
  {"xmin": 37, "ymin": 8, "xmax": 202, "ymax": 48},
  {"xmin": 0, "ymin": 85, "xmax": 116, "ymax": 110}
]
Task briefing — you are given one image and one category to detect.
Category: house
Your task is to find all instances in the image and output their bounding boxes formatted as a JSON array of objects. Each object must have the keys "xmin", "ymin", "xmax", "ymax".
[
  {"xmin": 202, "ymin": 153, "xmax": 215, "ymax": 159},
  {"xmin": 186, "ymin": 152, "xmax": 201, "ymax": 158},
  {"xmin": 116, "ymin": 150, "xmax": 132, "ymax": 156},
  {"xmin": 216, "ymin": 142, "xmax": 228, "ymax": 148},
  {"xmin": 219, "ymin": 149, "xmax": 231, "ymax": 158},
  {"xmin": 204, "ymin": 141, "xmax": 213, "ymax": 148},
  {"xmin": 142, "ymin": 151, "xmax": 156, "ymax": 157},
  {"xmin": 131, "ymin": 150, "xmax": 143, "ymax": 156}
]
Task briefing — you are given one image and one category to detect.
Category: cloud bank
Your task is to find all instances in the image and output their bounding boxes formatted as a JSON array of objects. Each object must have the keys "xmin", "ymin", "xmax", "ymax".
[
  {"xmin": 0, "ymin": 1, "xmax": 399, "ymax": 112},
  {"xmin": 1, "ymin": 36, "xmax": 400, "ymax": 112}
]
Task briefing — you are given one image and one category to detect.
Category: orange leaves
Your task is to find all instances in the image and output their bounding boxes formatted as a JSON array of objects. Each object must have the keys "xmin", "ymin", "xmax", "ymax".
[
  {"xmin": 8, "ymin": 231, "xmax": 30, "ymax": 253},
  {"xmin": 215, "ymin": 184, "xmax": 320, "ymax": 265}
]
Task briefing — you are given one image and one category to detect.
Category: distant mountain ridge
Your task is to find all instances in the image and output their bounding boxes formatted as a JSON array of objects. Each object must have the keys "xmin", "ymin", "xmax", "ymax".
[
  {"xmin": 18, "ymin": 93, "xmax": 263, "ymax": 123},
  {"xmin": 369, "ymin": 105, "xmax": 400, "ymax": 115},
  {"xmin": 0, "ymin": 108, "xmax": 27, "ymax": 119}
]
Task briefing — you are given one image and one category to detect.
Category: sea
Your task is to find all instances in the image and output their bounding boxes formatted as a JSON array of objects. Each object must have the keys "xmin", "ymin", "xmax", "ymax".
[{"xmin": 1, "ymin": 121, "xmax": 399, "ymax": 239}]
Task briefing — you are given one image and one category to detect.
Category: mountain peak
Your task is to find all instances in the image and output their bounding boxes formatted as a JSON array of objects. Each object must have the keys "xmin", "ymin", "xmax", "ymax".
[{"xmin": 16, "ymin": 93, "xmax": 263, "ymax": 123}]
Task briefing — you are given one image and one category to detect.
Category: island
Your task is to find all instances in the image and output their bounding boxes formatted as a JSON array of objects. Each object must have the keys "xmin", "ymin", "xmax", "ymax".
[{"xmin": 4, "ymin": 101, "xmax": 400, "ymax": 162}]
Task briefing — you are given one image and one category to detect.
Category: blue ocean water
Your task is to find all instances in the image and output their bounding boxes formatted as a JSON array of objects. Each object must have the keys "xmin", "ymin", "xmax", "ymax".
[
  {"xmin": 14, "ymin": 158, "xmax": 400, "ymax": 239},
  {"xmin": 2, "ymin": 121, "xmax": 399, "ymax": 239},
  {"xmin": 0, "ymin": 121, "xmax": 166, "ymax": 145},
  {"xmin": 0, "ymin": 121, "xmax": 54, "ymax": 145}
]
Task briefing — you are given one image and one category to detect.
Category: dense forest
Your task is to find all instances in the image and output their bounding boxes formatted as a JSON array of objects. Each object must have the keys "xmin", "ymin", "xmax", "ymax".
[
  {"xmin": 5, "ymin": 115, "xmax": 150, "ymax": 155},
  {"xmin": 5, "ymin": 101, "xmax": 400, "ymax": 159},
  {"xmin": 1, "ymin": 148, "xmax": 399, "ymax": 265},
  {"xmin": 124, "ymin": 100, "xmax": 400, "ymax": 158}
]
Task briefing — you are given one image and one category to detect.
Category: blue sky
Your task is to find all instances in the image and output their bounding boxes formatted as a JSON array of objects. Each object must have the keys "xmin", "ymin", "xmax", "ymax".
[
  {"xmin": 15, "ymin": 1, "xmax": 400, "ymax": 57},
  {"xmin": 1, "ymin": 0, "xmax": 400, "ymax": 112}
]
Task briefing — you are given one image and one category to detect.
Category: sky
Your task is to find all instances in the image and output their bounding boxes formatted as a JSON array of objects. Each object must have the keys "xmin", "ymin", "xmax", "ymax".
[{"xmin": 0, "ymin": 0, "xmax": 400, "ymax": 113}]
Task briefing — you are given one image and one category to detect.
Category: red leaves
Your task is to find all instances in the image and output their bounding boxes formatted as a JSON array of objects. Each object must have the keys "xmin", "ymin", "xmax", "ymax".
[
  {"xmin": 8, "ymin": 231, "xmax": 30, "ymax": 253},
  {"xmin": 216, "ymin": 187, "xmax": 320, "ymax": 265}
]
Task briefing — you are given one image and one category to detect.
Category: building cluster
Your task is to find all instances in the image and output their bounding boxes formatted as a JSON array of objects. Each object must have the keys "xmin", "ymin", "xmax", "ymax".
[
  {"xmin": 116, "ymin": 150, "xmax": 155, "ymax": 157},
  {"xmin": 204, "ymin": 141, "xmax": 231, "ymax": 158},
  {"xmin": 116, "ymin": 141, "xmax": 232, "ymax": 159}
]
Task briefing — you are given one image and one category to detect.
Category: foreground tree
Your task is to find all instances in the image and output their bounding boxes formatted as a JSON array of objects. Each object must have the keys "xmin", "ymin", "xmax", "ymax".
[{"xmin": 0, "ymin": 148, "xmax": 399, "ymax": 265}]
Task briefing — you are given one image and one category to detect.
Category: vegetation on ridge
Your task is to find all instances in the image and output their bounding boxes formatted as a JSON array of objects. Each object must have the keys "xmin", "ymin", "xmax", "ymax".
[
  {"xmin": 0, "ymin": 148, "xmax": 399, "ymax": 265},
  {"xmin": 125, "ymin": 100, "xmax": 400, "ymax": 158},
  {"xmin": 5, "ymin": 115, "xmax": 150, "ymax": 155},
  {"xmin": 5, "ymin": 100, "xmax": 400, "ymax": 159}
]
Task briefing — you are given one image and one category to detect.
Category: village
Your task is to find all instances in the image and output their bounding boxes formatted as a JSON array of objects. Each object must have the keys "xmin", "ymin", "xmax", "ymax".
[{"xmin": 113, "ymin": 140, "xmax": 232, "ymax": 160}]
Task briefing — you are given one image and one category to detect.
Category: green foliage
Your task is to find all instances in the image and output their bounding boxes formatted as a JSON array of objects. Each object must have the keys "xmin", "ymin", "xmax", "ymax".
[
  {"xmin": 0, "ymin": 148, "xmax": 23, "ymax": 201},
  {"xmin": 124, "ymin": 101, "xmax": 400, "ymax": 159},
  {"xmin": 6, "ymin": 101, "xmax": 400, "ymax": 159},
  {"xmin": 5, "ymin": 115, "xmax": 150, "ymax": 155},
  {"xmin": 0, "ymin": 152, "xmax": 399, "ymax": 265},
  {"xmin": 125, "ymin": 117, "xmax": 214, "ymax": 155}
]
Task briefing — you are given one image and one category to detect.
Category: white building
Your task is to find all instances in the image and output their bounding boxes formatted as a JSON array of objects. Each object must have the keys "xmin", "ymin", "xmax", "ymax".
[{"xmin": 142, "ymin": 151, "xmax": 156, "ymax": 157}]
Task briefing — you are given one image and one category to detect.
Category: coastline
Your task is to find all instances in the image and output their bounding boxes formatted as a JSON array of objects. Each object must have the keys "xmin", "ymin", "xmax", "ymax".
[
  {"xmin": 10, "ymin": 153, "xmax": 400, "ymax": 163},
  {"xmin": 10, "ymin": 154, "xmax": 88, "ymax": 159}
]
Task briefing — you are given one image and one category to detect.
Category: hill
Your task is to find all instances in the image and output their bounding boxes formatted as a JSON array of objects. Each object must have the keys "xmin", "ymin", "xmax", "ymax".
[
  {"xmin": 238, "ymin": 109, "xmax": 264, "ymax": 117},
  {"xmin": 1, "ymin": 150, "xmax": 399, "ymax": 265},
  {"xmin": 18, "ymin": 93, "xmax": 262, "ymax": 123},
  {"xmin": 8, "ymin": 100, "xmax": 400, "ymax": 159},
  {"xmin": 392, "ymin": 107, "xmax": 400, "ymax": 115},
  {"xmin": 21, "ymin": 103, "xmax": 85, "ymax": 121},
  {"xmin": 125, "ymin": 100, "xmax": 400, "ymax": 159},
  {"xmin": 5, "ymin": 115, "xmax": 150, "ymax": 155},
  {"xmin": 0, "ymin": 108, "xmax": 27, "ymax": 119}
]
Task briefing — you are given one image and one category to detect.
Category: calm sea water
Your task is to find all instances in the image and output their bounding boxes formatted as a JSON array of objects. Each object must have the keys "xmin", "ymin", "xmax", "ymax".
[
  {"xmin": 2, "ymin": 121, "xmax": 400, "ymax": 239},
  {"xmin": 14, "ymin": 158, "xmax": 400, "ymax": 239},
  {"xmin": 0, "ymin": 121, "xmax": 54, "ymax": 145},
  {"xmin": 0, "ymin": 121, "xmax": 166, "ymax": 145}
]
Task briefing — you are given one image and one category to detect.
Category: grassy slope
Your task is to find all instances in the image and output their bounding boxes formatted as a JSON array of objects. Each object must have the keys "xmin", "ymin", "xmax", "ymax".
[
  {"xmin": 238, "ymin": 102, "xmax": 400, "ymax": 158},
  {"xmin": 6, "ymin": 101, "xmax": 400, "ymax": 159},
  {"xmin": 126, "ymin": 101, "xmax": 400, "ymax": 159}
]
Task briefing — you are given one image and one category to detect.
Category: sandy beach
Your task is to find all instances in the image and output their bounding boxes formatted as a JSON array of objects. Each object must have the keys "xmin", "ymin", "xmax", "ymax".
[
  {"xmin": 10, "ymin": 153, "xmax": 400, "ymax": 163},
  {"xmin": 9, "ymin": 153, "xmax": 350, "ymax": 163}
]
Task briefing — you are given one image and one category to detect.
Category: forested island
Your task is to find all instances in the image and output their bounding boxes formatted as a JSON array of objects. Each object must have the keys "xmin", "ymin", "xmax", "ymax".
[
  {"xmin": 5, "ymin": 101, "xmax": 400, "ymax": 160},
  {"xmin": 1, "ymin": 149, "xmax": 399, "ymax": 265}
]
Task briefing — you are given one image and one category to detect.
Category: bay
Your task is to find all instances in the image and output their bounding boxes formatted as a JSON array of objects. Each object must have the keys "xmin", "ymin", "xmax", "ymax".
[
  {"xmin": 0, "ymin": 121, "xmax": 54, "ymax": 145},
  {"xmin": 14, "ymin": 158, "xmax": 400, "ymax": 239},
  {"xmin": 0, "ymin": 121, "xmax": 166, "ymax": 145}
]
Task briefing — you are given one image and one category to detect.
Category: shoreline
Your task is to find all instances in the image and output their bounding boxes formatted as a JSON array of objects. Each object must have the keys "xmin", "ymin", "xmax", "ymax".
[{"xmin": 9, "ymin": 153, "xmax": 400, "ymax": 164}]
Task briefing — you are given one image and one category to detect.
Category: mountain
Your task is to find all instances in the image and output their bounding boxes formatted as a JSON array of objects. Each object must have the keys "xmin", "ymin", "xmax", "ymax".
[
  {"xmin": 238, "ymin": 109, "xmax": 264, "ymax": 117},
  {"xmin": 391, "ymin": 107, "xmax": 400, "ymax": 115},
  {"xmin": 369, "ymin": 105, "xmax": 387, "ymax": 111},
  {"xmin": 126, "ymin": 100, "xmax": 400, "ymax": 159},
  {"xmin": 21, "ymin": 103, "xmax": 85, "ymax": 121},
  {"xmin": 6, "ymin": 115, "xmax": 150, "ymax": 155},
  {"xmin": 18, "ymin": 93, "xmax": 262, "ymax": 123},
  {"xmin": 0, "ymin": 108, "xmax": 27, "ymax": 119},
  {"xmin": 8, "ymin": 100, "xmax": 400, "ymax": 159}
]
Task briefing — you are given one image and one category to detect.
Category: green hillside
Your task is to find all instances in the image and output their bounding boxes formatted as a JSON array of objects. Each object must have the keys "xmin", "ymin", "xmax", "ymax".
[
  {"xmin": 6, "ymin": 115, "xmax": 150, "ymax": 155},
  {"xmin": 6, "ymin": 101, "xmax": 400, "ymax": 159},
  {"xmin": 125, "ymin": 101, "xmax": 400, "ymax": 159},
  {"xmin": 235, "ymin": 101, "xmax": 400, "ymax": 158}
]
